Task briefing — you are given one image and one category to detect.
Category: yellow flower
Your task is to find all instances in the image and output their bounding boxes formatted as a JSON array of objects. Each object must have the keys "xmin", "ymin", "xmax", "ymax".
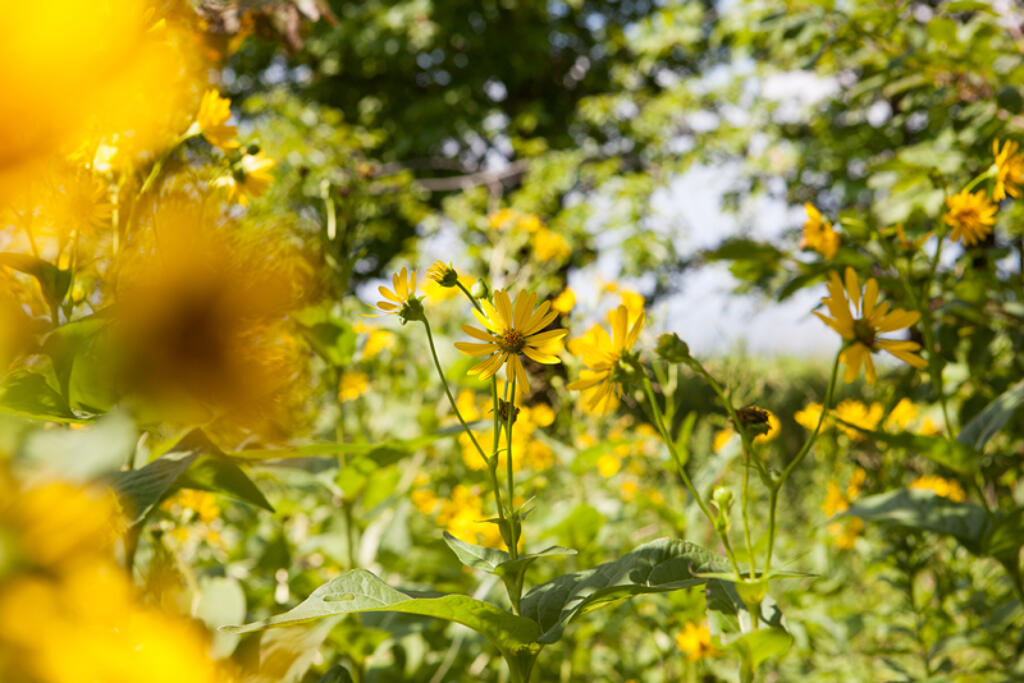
[
  {"xmin": 362, "ymin": 328, "xmax": 396, "ymax": 358},
  {"xmin": 794, "ymin": 401, "xmax": 826, "ymax": 431},
  {"xmin": 488, "ymin": 208, "xmax": 518, "ymax": 230},
  {"xmin": 552, "ymin": 287, "xmax": 576, "ymax": 314},
  {"xmin": 619, "ymin": 290, "xmax": 645, "ymax": 319},
  {"xmin": 822, "ymin": 473, "xmax": 866, "ymax": 549},
  {"xmin": 427, "ymin": 260, "xmax": 459, "ymax": 287},
  {"xmin": 834, "ymin": 399, "xmax": 884, "ymax": 439},
  {"xmin": 910, "ymin": 475, "xmax": 965, "ymax": 502},
  {"xmin": 919, "ymin": 416, "xmax": 941, "ymax": 436},
  {"xmin": 620, "ymin": 478, "xmax": 640, "ymax": 501},
  {"xmin": 533, "ymin": 227, "xmax": 571, "ymax": 262},
  {"xmin": 518, "ymin": 213, "xmax": 544, "ymax": 233},
  {"xmin": 216, "ymin": 151, "xmax": 276, "ymax": 205},
  {"xmin": 943, "ymin": 189, "xmax": 996, "ymax": 246},
  {"xmin": 829, "ymin": 517, "xmax": 864, "ymax": 549},
  {"xmin": 163, "ymin": 489, "xmax": 220, "ymax": 525},
  {"xmin": 567, "ymin": 304, "xmax": 645, "ymax": 415},
  {"xmin": 597, "ymin": 453, "xmax": 621, "ymax": 478},
  {"xmin": 801, "ymin": 202, "xmax": 840, "ymax": 258},
  {"xmin": 455, "ymin": 289, "xmax": 567, "ymax": 391},
  {"xmin": 368, "ymin": 267, "xmax": 420, "ymax": 320},
  {"xmin": 992, "ymin": 139, "xmax": 1024, "ymax": 201},
  {"xmin": 712, "ymin": 428, "xmax": 734, "ymax": 453},
  {"xmin": 196, "ymin": 90, "xmax": 239, "ymax": 152},
  {"xmin": 822, "ymin": 481, "xmax": 850, "ymax": 517},
  {"xmin": 338, "ymin": 371, "xmax": 370, "ymax": 402},
  {"xmin": 754, "ymin": 410, "xmax": 780, "ymax": 444},
  {"xmin": 885, "ymin": 398, "xmax": 918, "ymax": 430},
  {"xmin": 815, "ymin": 267, "xmax": 926, "ymax": 384},
  {"xmin": 676, "ymin": 621, "xmax": 716, "ymax": 661}
]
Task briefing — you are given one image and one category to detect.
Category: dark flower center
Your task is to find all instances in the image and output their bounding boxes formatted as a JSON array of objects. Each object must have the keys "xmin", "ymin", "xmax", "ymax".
[
  {"xmin": 852, "ymin": 318, "xmax": 876, "ymax": 348},
  {"xmin": 501, "ymin": 329, "xmax": 525, "ymax": 353}
]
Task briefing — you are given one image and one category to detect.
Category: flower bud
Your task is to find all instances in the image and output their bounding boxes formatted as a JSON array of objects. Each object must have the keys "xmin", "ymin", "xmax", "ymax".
[{"xmin": 656, "ymin": 333, "xmax": 691, "ymax": 363}]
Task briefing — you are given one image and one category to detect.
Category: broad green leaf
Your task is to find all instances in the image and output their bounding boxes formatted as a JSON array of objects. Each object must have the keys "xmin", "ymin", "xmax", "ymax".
[
  {"xmin": 22, "ymin": 410, "xmax": 136, "ymax": 480},
  {"xmin": 728, "ymin": 627, "xmax": 794, "ymax": 671},
  {"xmin": 443, "ymin": 531, "xmax": 510, "ymax": 571},
  {"xmin": 841, "ymin": 488, "xmax": 989, "ymax": 553},
  {"xmin": 0, "ymin": 370, "xmax": 76, "ymax": 422},
  {"xmin": 836, "ymin": 420, "xmax": 979, "ymax": 474},
  {"xmin": 316, "ymin": 666, "xmax": 354, "ymax": 683},
  {"xmin": 493, "ymin": 546, "xmax": 578, "ymax": 582},
  {"xmin": 41, "ymin": 316, "xmax": 113, "ymax": 413},
  {"xmin": 111, "ymin": 432, "xmax": 273, "ymax": 523},
  {"xmin": 519, "ymin": 538, "xmax": 730, "ymax": 644},
  {"xmin": 224, "ymin": 568, "xmax": 542, "ymax": 656},
  {"xmin": 227, "ymin": 423, "xmax": 475, "ymax": 462},
  {"xmin": 0, "ymin": 253, "xmax": 71, "ymax": 310},
  {"xmin": 982, "ymin": 508, "xmax": 1024, "ymax": 562},
  {"xmin": 195, "ymin": 576, "xmax": 247, "ymax": 659},
  {"xmin": 957, "ymin": 379, "xmax": 1024, "ymax": 451}
]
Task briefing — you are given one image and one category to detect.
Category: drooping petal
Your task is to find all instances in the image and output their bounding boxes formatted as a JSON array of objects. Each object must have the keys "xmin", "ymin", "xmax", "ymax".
[
  {"xmin": 875, "ymin": 309, "xmax": 920, "ymax": 333},
  {"xmin": 522, "ymin": 345, "xmax": 560, "ymax": 364}
]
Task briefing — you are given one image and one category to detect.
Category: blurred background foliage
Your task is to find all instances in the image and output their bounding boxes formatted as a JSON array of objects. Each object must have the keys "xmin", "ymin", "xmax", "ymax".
[{"xmin": 2, "ymin": 0, "xmax": 1024, "ymax": 681}]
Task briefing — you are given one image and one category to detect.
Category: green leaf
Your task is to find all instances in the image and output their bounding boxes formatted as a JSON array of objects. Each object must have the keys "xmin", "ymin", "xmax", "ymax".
[
  {"xmin": 227, "ymin": 423, "xmax": 473, "ymax": 462},
  {"xmin": 957, "ymin": 378, "xmax": 1024, "ymax": 451},
  {"xmin": 982, "ymin": 508, "xmax": 1024, "ymax": 562},
  {"xmin": 0, "ymin": 370, "xmax": 76, "ymax": 422},
  {"xmin": 728, "ymin": 627, "xmax": 794, "ymax": 671},
  {"xmin": 0, "ymin": 253, "xmax": 71, "ymax": 310},
  {"xmin": 110, "ymin": 431, "xmax": 273, "ymax": 523},
  {"xmin": 835, "ymin": 420, "xmax": 979, "ymax": 474},
  {"xmin": 22, "ymin": 410, "xmax": 136, "ymax": 480},
  {"xmin": 223, "ymin": 569, "xmax": 542, "ymax": 656},
  {"xmin": 443, "ymin": 531, "xmax": 510, "ymax": 571},
  {"xmin": 493, "ymin": 546, "xmax": 578, "ymax": 582},
  {"xmin": 519, "ymin": 538, "xmax": 729, "ymax": 644},
  {"xmin": 316, "ymin": 666, "xmax": 354, "ymax": 683},
  {"xmin": 841, "ymin": 488, "xmax": 990, "ymax": 553}
]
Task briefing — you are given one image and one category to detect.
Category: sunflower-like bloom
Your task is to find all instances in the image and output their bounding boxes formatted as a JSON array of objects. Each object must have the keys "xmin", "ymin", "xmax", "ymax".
[
  {"xmin": 215, "ymin": 151, "xmax": 275, "ymax": 206},
  {"xmin": 814, "ymin": 267, "xmax": 927, "ymax": 384},
  {"xmin": 675, "ymin": 622, "xmax": 716, "ymax": 661},
  {"xmin": 992, "ymin": 139, "xmax": 1024, "ymax": 201},
  {"xmin": 801, "ymin": 202, "xmax": 840, "ymax": 259},
  {"xmin": 566, "ymin": 305, "xmax": 644, "ymax": 414},
  {"xmin": 196, "ymin": 90, "xmax": 240, "ymax": 152},
  {"xmin": 427, "ymin": 260, "xmax": 459, "ymax": 287},
  {"xmin": 455, "ymin": 290, "xmax": 567, "ymax": 390},
  {"xmin": 369, "ymin": 267, "xmax": 423, "ymax": 323},
  {"xmin": 943, "ymin": 189, "xmax": 996, "ymax": 246}
]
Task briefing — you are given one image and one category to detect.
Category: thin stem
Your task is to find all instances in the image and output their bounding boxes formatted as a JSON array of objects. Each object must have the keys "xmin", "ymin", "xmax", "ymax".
[
  {"xmin": 457, "ymin": 281, "xmax": 485, "ymax": 314},
  {"xmin": 765, "ymin": 349, "xmax": 842, "ymax": 574},
  {"xmin": 641, "ymin": 375, "xmax": 742, "ymax": 576},
  {"xmin": 505, "ymin": 376, "xmax": 517, "ymax": 559},
  {"xmin": 421, "ymin": 319, "xmax": 489, "ymax": 466},
  {"xmin": 741, "ymin": 447, "xmax": 755, "ymax": 579}
]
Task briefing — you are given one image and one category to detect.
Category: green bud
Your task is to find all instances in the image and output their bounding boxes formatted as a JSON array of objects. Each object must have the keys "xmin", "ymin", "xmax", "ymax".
[
  {"xmin": 399, "ymin": 296, "xmax": 426, "ymax": 325},
  {"xmin": 655, "ymin": 333, "xmax": 691, "ymax": 363},
  {"xmin": 471, "ymin": 280, "xmax": 489, "ymax": 300},
  {"xmin": 712, "ymin": 486, "xmax": 734, "ymax": 509}
]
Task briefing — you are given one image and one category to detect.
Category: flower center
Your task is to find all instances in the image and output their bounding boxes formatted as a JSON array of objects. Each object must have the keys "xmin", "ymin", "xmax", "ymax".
[
  {"xmin": 500, "ymin": 328, "xmax": 525, "ymax": 353},
  {"xmin": 852, "ymin": 318, "xmax": 876, "ymax": 348}
]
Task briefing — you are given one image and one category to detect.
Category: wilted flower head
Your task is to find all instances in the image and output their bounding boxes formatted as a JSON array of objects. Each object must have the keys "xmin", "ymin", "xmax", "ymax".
[{"xmin": 814, "ymin": 267, "xmax": 926, "ymax": 384}]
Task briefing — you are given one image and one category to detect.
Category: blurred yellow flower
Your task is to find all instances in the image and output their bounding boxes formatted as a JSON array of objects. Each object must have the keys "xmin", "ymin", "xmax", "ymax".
[
  {"xmin": 794, "ymin": 401, "xmax": 826, "ymax": 431},
  {"xmin": 822, "ymin": 471, "xmax": 866, "ymax": 549},
  {"xmin": 885, "ymin": 398, "xmax": 918, "ymax": 430},
  {"xmin": 815, "ymin": 267, "xmax": 926, "ymax": 384},
  {"xmin": 676, "ymin": 621, "xmax": 716, "ymax": 661},
  {"xmin": 567, "ymin": 304, "xmax": 645, "ymax": 415},
  {"xmin": 216, "ymin": 151, "xmax": 276, "ymax": 205},
  {"xmin": 801, "ymin": 202, "xmax": 840, "ymax": 259},
  {"xmin": 992, "ymin": 139, "xmax": 1023, "ymax": 201},
  {"xmin": 162, "ymin": 489, "xmax": 220, "ymax": 525},
  {"xmin": 619, "ymin": 290, "xmax": 645, "ymax": 319},
  {"xmin": 620, "ymin": 478, "xmax": 640, "ymax": 501},
  {"xmin": 834, "ymin": 400, "xmax": 883, "ymax": 439},
  {"xmin": 552, "ymin": 287, "xmax": 576, "ymax": 314},
  {"xmin": 454, "ymin": 392, "xmax": 558, "ymax": 473},
  {"xmin": 435, "ymin": 484, "xmax": 504, "ymax": 549},
  {"xmin": 196, "ymin": 90, "xmax": 240, "ymax": 152},
  {"xmin": 455, "ymin": 290, "xmax": 567, "ymax": 391},
  {"xmin": 943, "ymin": 189, "xmax": 996, "ymax": 246},
  {"xmin": 712, "ymin": 429, "xmax": 734, "ymax": 453},
  {"xmin": 919, "ymin": 416, "xmax": 941, "ymax": 437},
  {"xmin": 488, "ymin": 208, "xmax": 518, "ymax": 230},
  {"xmin": 533, "ymin": 228, "xmax": 571, "ymax": 262},
  {"xmin": 910, "ymin": 475, "xmax": 965, "ymax": 502},
  {"xmin": 362, "ymin": 328, "xmax": 396, "ymax": 358},
  {"xmin": 518, "ymin": 213, "xmax": 544, "ymax": 233},
  {"xmin": 338, "ymin": 371, "xmax": 370, "ymax": 402},
  {"xmin": 597, "ymin": 453, "xmax": 622, "ymax": 478}
]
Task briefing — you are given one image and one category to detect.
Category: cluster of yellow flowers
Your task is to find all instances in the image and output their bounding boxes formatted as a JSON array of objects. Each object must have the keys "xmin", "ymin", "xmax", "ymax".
[
  {"xmin": 0, "ymin": 474, "xmax": 229, "ymax": 682},
  {"xmin": 487, "ymin": 208, "xmax": 572, "ymax": 262},
  {"xmin": 411, "ymin": 480, "xmax": 506, "ymax": 549},
  {"xmin": 941, "ymin": 139, "xmax": 1023, "ymax": 246},
  {"xmin": 453, "ymin": 389, "xmax": 557, "ymax": 473},
  {"xmin": 822, "ymin": 468, "xmax": 867, "ymax": 549},
  {"xmin": 909, "ymin": 475, "xmax": 965, "ymax": 502},
  {"xmin": 675, "ymin": 621, "xmax": 717, "ymax": 661},
  {"xmin": 795, "ymin": 397, "xmax": 939, "ymax": 439}
]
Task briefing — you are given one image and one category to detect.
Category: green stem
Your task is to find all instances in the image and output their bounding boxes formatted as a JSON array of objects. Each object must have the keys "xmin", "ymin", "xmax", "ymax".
[
  {"xmin": 457, "ymin": 281, "xmax": 485, "ymax": 314},
  {"xmin": 641, "ymin": 375, "xmax": 742, "ymax": 576},
  {"xmin": 765, "ymin": 349, "xmax": 842, "ymax": 574},
  {"xmin": 422, "ymin": 318, "xmax": 490, "ymax": 466},
  {"xmin": 504, "ymin": 377, "xmax": 518, "ymax": 559}
]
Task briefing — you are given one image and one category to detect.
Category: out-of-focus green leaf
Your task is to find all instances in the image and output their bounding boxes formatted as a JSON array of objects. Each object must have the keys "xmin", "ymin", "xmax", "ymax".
[
  {"xmin": 519, "ymin": 539, "xmax": 729, "ymax": 644},
  {"xmin": 728, "ymin": 627, "xmax": 794, "ymax": 671},
  {"xmin": 0, "ymin": 370, "xmax": 75, "ymax": 422},
  {"xmin": 0, "ymin": 253, "xmax": 71, "ymax": 310},
  {"xmin": 22, "ymin": 410, "xmax": 136, "ymax": 480},
  {"xmin": 957, "ymin": 378, "xmax": 1024, "ymax": 451},
  {"xmin": 224, "ymin": 568, "xmax": 542, "ymax": 657},
  {"xmin": 837, "ymin": 420, "xmax": 979, "ymax": 474},
  {"xmin": 841, "ymin": 488, "xmax": 989, "ymax": 552}
]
